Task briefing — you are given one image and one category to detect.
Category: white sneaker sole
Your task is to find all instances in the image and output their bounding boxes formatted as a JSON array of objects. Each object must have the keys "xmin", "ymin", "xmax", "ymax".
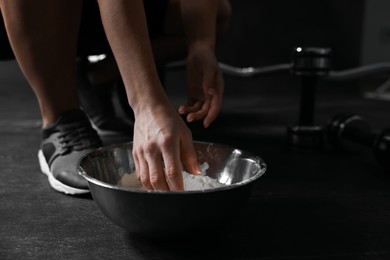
[{"xmin": 38, "ymin": 150, "xmax": 90, "ymax": 195}]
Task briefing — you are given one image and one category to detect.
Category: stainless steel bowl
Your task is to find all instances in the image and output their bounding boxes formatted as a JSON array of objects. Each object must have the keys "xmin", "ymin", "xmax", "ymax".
[{"xmin": 77, "ymin": 141, "xmax": 266, "ymax": 238}]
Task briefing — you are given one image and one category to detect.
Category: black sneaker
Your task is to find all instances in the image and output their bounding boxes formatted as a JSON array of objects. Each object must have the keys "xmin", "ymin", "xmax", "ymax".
[{"xmin": 38, "ymin": 109, "xmax": 102, "ymax": 195}]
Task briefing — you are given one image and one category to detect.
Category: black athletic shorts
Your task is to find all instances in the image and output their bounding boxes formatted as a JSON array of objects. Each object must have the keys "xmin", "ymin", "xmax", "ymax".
[{"xmin": 0, "ymin": 0, "xmax": 168, "ymax": 60}]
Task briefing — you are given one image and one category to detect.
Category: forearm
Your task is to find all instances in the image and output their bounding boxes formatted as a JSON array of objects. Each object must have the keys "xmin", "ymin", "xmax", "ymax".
[
  {"xmin": 97, "ymin": 0, "xmax": 200, "ymax": 191},
  {"xmin": 97, "ymin": 0, "xmax": 170, "ymax": 115},
  {"xmin": 180, "ymin": 0, "xmax": 219, "ymax": 51}
]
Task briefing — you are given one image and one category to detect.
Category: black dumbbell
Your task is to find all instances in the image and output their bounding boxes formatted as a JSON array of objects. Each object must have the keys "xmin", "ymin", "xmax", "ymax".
[
  {"xmin": 287, "ymin": 47, "xmax": 331, "ymax": 150},
  {"xmin": 327, "ymin": 114, "xmax": 390, "ymax": 171}
]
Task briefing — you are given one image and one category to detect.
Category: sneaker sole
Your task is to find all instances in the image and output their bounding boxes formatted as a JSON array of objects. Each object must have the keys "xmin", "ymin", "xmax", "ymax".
[{"xmin": 38, "ymin": 150, "xmax": 90, "ymax": 195}]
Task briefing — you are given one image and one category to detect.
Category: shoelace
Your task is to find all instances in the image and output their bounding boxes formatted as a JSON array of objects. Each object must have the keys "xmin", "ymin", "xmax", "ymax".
[{"xmin": 58, "ymin": 122, "xmax": 101, "ymax": 153}]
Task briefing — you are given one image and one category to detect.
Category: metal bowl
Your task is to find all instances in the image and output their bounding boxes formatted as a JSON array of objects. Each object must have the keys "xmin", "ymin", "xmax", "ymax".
[{"xmin": 77, "ymin": 141, "xmax": 266, "ymax": 238}]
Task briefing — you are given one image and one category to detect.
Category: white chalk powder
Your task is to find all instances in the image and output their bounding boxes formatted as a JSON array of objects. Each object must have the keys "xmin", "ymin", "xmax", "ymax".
[
  {"xmin": 181, "ymin": 162, "xmax": 226, "ymax": 191},
  {"xmin": 182, "ymin": 171, "xmax": 226, "ymax": 191},
  {"xmin": 117, "ymin": 162, "xmax": 226, "ymax": 191}
]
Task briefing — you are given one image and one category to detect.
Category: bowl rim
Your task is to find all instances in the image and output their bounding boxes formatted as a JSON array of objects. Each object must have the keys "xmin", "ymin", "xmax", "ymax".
[{"xmin": 76, "ymin": 141, "xmax": 267, "ymax": 194}]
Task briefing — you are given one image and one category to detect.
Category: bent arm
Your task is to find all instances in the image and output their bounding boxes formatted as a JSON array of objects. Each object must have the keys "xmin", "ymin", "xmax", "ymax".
[
  {"xmin": 97, "ymin": 0, "xmax": 168, "ymax": 112},
  {"xmin": 178, "ymin": 0, "xmax": 224, "ymax": 128},
  {"xmin": 96, "ymin": 0, "xmax": 200, "ymax": 191}
]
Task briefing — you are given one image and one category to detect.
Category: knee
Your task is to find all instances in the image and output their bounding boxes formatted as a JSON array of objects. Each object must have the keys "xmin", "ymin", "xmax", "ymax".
[{"xmin": 216, "ymin": 0, "xmax": 232, "ymax": 38}]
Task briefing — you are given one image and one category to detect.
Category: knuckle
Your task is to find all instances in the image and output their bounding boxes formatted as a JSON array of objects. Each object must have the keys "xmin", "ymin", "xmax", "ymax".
[
  {"xmin": 143, "ymin": 142, "xmax": 156, "ymax": 155},
  {"xmin": 149, "ymin": 174, "xmax": 163, "ymax": 186},
  {"xmin": 133, "ymin": 145, "xmax": 144, "ymax": 156},
  {"xmin": 165, "ymin": 168, "xmax": 179, "ymax": 180},
  {"xmin": 159, "ymin": 133, "xmax": 174, "ymax": 147},
  {"xmin": 131, "ymin": 148, "xmax": 140, "ymax": 160},
  {"xmin": 139, "ymin": 176, "xmax": 152, "ymax": 189},
  {"xmin": 139, "ymin": 175, "xmax": 148, "ymax": 185}
]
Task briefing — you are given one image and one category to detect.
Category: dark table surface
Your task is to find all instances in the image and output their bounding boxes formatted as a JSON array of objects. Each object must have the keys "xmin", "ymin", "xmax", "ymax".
[{"xmin": 1, "ymin": 60, "xmax": 390, "ymax": 260}]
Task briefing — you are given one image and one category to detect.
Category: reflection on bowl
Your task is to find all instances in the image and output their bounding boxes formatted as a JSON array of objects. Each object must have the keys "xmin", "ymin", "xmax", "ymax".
[{"xmin": 77, "ymin": 141, "xmax": 266, "ymax": 238}]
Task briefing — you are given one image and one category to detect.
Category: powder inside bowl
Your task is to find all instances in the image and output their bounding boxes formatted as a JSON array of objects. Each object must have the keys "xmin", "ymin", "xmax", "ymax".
[
  {"xmin": 117, "ymin": 162, "xmax": 226, "ymax": 191},
  {"xmin": 181, "ymin": 161, "xmax": 226, "ymax": 190},
  {"xmin": 182, "ymin": 171, "xmax": 226, "ymax": 191}
]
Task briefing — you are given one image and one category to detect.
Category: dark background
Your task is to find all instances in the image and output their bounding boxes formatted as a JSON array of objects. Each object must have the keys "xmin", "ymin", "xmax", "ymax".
[
  {"xmin": 216, "ymin": 0, "xmax": 365, "ymax": 69},
  {"xmin": 0, "ymin": 0, "xmax": 366, "ymax": 69},
  {"xmin": 2, "ymin": 1, "xmax": 390, "ymax": 259}
]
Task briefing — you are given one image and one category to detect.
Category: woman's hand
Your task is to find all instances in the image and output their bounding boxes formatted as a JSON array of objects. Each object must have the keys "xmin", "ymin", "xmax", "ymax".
[
  {"xmin": 132, "ymin": 103, "xmax": 201, "ymax": 191},
  {"xmin": 178, "ymin": 46, "xmax": 224, "ymax": 128}
]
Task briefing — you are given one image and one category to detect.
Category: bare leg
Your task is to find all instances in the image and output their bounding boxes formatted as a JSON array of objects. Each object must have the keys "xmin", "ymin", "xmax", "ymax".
[{"xmin": 0, "ymin": 0, "xmax": 82, "ymax": 127}]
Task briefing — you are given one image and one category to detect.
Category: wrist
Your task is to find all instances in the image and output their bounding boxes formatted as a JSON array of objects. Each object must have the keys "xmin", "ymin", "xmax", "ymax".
[
  {"xmin": 129, "ymin": 87, "xmax": 172, "ymax": 118},
  {"xmin": 188, "ymin": 40, "xmax": 215, "ymax": 53}
]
